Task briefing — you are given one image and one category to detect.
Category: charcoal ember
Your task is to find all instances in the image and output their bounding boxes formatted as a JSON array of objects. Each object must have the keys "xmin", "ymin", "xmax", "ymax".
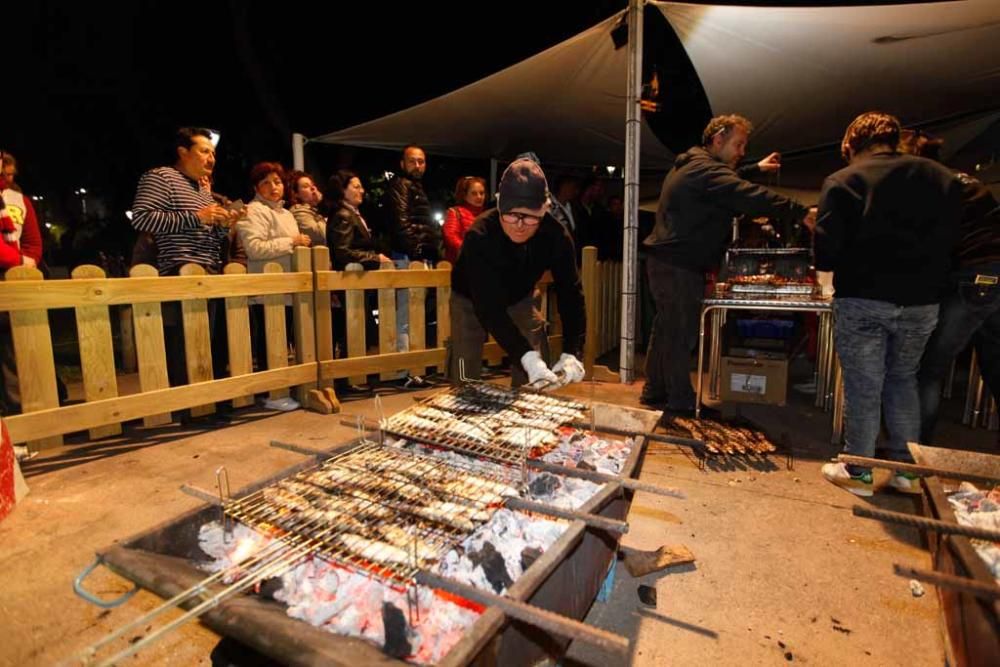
[
  {"xmin": 570, "ymin": 432, "xmax": 588, "ymax": 444},
  {"xmin": 528, "ymin": 473, "xmax": 562, "ymax": 497},
  {"xmin": 521, "ymin": 546, "xmax": 544, "ymax": 572},
  {"xmin": 381, "ymin": 602, "xmax": 412, "ymax": 659},
  {"xmin": 577, "ymin": 459, "xmax": 597, "ymax": 472},
  {"xmin": 637, "ymin": 584, "xmax": 657, "ymax": 606},
  {"xmin": 256, "ymin": 577, "xmax": 283, "ymax": 601},
  {"xmin": 468, "ymin": 541, "xmax": 513, "ymax": 593}
]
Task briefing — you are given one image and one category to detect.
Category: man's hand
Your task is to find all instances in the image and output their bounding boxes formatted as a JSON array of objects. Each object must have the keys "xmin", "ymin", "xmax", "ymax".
[
  {"xmin": 521, "ymin": 350, "xmax": 559, "ymax": 388},
  {"xmin": 803, "ymin": 206, "xmax": 818, "ymax": 233},
  {"xmin": 21, "ymin": 256, "xmax": 37, "ymax": 269},
  {"xmin": 292, "ymin": 234, "xmax": 312, "ymax": 248},
  {"xmin": 378, "ymin": 253, "xmax": 392, "ymax": 264},
  {"xmin": 552, "ymin": 353, "xmax": 586, "ymax": 385},
  {"xmin": 197, "ymin": 204, "xmax": 232, "ymax": 226},
  {"xmin": 757, "ymin": 152, "xmax": 782, "ymax": 173}
]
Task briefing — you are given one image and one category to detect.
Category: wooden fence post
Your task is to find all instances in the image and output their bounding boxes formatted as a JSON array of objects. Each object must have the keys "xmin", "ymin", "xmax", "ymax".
[
  {"xmin": 6, "ymin": 266, "xmax": 62, "ymax": 450},
  {"xmin": 408, "ymin": 261, "xmax": 428, "ymax": 377},
  {"xmin": 262, "ymin": 262, "xmax": 289, "ymax": 400},
  {"xmin": 581, "ymin": 246, "xmax": 598, "ymax": 379},
  {"xmin": 71, "ymin": 265, "xmax": 122, "ymax": 439},
  {"xmin": 223, "ymin": 263, "xmax": 254, "ymax": 408},
  {"xmin": 292, "ymin": 247, "xmax": 316, "ymax": 404},
  {"xmin": 129, "ymin": 264, "xmax": 171, "ymax": 426},
  {"xmin": 377, "ymin": 260, "xmax": 398, "ymax": 381},
  {"xmin": 344, "ymin": 262, "xmax": 367, "ymax": 386},
  {"xmin": 179, "ymin": 263, "xmax": 215, "ymax": 416},
  {"xmin": 435, "ymin": 261, "xmax": 451, "ymax": 375},
  {"xmin": 306, "ymin": 246, "xmax": 339, "ymax": 413}
]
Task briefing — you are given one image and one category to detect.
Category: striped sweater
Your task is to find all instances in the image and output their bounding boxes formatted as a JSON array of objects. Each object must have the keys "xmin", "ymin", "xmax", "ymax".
[{"xmin": 131, "ymin": 166, "xmax": 227, "ymax": 275}]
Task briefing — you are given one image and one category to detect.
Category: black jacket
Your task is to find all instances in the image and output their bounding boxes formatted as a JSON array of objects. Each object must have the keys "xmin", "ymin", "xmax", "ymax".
[
  {"xmin": 327, "ymin": 205, "xmax": 382, "ymax": 270},
  {"xmin": 644, "ymin": 146, "xmax": 807, "ymax": 271},
  {"xmin": 814, "ymin": 151, "xmax": 962, "ymax": 305},
  {"xmin": 452, "ymin": 209, "xmax": 585, "ymax": 360},
  {"xmin": 384, "ymin": 174, "xmax": 440, "ymax": 262}
]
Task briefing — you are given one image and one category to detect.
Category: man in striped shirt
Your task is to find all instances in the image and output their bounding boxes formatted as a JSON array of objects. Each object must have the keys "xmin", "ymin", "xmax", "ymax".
[{"xmin": 130, "ymin": 128, "xmax": 238, "ymax": 392}]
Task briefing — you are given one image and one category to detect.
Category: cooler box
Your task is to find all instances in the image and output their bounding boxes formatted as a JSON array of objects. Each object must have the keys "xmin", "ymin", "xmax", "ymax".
[{"xmin": 720, "ymin": 355, "xmax": 788, "ymax": 406}]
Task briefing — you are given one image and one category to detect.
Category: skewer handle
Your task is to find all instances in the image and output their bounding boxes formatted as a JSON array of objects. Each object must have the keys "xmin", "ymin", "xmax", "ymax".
[
  {"xmin": 838, "ymin": 454, "xmax": 1000, "ymax": 487},
  {"xmin": 416, "ymin": 571, "xmax": 630, "ymax": 654},
  {"xmin": 504, "ymin": 497, "xmax": 628, "ymax": 534},
  {"xmin": 893, "ymin": 564, "xmax": 1000, "ymax": 601},
  {"xmin": 569, "ymin": 421, "xmax": 705, "ymax": 448},
  {"xmin": 852, "ymin": 505, "xmax": 1000, "ymax": 542}
]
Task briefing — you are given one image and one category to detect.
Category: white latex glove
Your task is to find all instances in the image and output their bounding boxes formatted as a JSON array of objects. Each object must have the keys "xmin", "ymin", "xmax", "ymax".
[
  {"xmin": 521, "ymin": 350, "xmax": 559, "ymax": 388},
  {"xmin": 552, "ymin": 353, "xmax": 585, "ymax": 385},
  {"xmin": 817, "ymin": 270, "xmax": 835, "ymax": 297}
]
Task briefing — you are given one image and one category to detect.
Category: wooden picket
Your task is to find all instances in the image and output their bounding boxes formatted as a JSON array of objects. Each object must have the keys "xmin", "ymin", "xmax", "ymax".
[{"xmin": 71, "ymin": 265, "xmax": 121, "ymax": 439}]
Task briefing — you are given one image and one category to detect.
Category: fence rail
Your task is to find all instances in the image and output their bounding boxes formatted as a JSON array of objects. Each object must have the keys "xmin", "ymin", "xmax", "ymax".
[{"xmin": 1, "ymin": 245, "xmax": 616, "ymax": 448}]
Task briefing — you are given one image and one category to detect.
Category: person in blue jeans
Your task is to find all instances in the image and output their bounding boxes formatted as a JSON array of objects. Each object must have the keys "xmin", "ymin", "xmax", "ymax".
[
  {"xmin": 897, "ymin": 129, "xmax": 1000, "ymax": 442},
  {"xmin": 815, "ymin": 112, "xmax": 962, "ymax": 497}
]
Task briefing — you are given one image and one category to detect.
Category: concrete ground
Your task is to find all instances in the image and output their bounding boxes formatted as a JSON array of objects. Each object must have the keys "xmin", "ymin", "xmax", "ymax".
[{"xmin": 1, "ymin": 370, "xmax": 991, "ymax": 666}]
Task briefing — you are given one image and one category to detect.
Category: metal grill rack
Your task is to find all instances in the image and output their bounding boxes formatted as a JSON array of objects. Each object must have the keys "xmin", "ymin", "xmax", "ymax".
[
  {"xmin": 224, "ymin": 442, "xmax": 520, "ymax": 584},
  {"xmin": 382, "ymin": 382, "xmax": 589, "ymax": 465}
]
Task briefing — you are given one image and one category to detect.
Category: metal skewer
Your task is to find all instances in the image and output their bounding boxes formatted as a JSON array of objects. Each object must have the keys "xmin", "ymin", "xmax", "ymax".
[{"xmin": 852, "ymin": 505, "xmax": 1000, "ymax": 542}]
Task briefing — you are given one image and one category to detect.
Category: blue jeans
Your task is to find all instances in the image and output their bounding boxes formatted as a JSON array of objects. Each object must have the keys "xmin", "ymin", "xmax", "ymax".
[
  {"xmin": 391, "ymin": 254, "xmax": 411, "ymax": 353},
  {"xmin": 834, "ymin": 298, "xmax": 939, "ymax": 469},
  {"xmin": 918, "ymin": 264, "xmax": 1000, "ymax": 441}
]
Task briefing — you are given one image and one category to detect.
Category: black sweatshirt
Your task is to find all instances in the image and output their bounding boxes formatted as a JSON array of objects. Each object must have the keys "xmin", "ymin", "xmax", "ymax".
[
  {"xmin": 452, "ymin": 209, "xmax": 585, "ymax": 360},
  {"xmin": 814, "ymin": 151, "xmax": 962, "ymax": 305},
  {"xmin": 643, "ymin": 147, "xmax": 808, "ymax": 271}
]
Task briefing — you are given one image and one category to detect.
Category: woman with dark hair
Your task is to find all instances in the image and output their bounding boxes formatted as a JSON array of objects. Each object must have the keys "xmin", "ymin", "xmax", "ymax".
[
  {"xmin": 323, "ymin": 170, "xmax": 389, "ymax": 270},
  {"xmin": 442, "ymin": 176, "xmax": 486, "ymax": 263},
  {"xmin": 286, "ymin": 170, "xmax": 326, "ymax": 248}
]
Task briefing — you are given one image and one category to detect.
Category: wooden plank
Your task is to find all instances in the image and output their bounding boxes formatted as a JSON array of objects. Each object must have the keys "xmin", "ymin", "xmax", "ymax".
[
  {"xmin": 344, "ymin": 263, "xmax": 367, "ymax": 385},
  {"xmin": 71, "ymin": 265, "xmax": 121, "ymax": 439},
  {"xmin": 320, "ymin": 348, "xmax": 446, "ymax": 379},
  {"xmin": 312, "ymin": 247, "xmax": 334, "ymax": 388},
  {"xmin": 291, "ymin": 247, "xmax": 316, "ymax": 403},
  {"xmin": 0, "ymin": 273, "xmax": 311, "ymax": 310},
  {"xmin": 262, "ymin": 262, "xmax": 290, "ymax": 399},
  {"xmin": 4, "ymin": 364, "xmax": 317, "ymax": 444},
  {"xmin": 5, "ymin": 266, "xmax": 63, "ymax": 450},
  {"xmin": 581, "ymin": 246, "xmax": 598, "ymax": 378},
  {"xmin": 179, "ymin": 264, "xmax": 215, "ymax": 416},
  {"xmin": 408, "ymin": 261, "xmax": 428, "ymax": 377},
  {"xmin": 377, "ymin": 260, "xmax": 398, "ymax": 381},
  {"xmin": 118, "ymin": 305, "xmax": 137, "ymax": 373},
  {"xmin": 223, "ymin": 263, "xmax": 254, "ymax": 408},
  {"xmin": 435, "ymin": 261, "xmax": 451, "ymax": 374},
  {"xmin": 129, "ymin": 265, "xmax": 171, "ymax": 426},
  {"xmin": 316, "ymin": 268, "xmax": 450, "ymax": 291}
]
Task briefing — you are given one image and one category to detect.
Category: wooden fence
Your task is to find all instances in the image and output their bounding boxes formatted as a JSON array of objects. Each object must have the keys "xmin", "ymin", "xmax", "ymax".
[
  {"xmin": 0, "ymin": 245, "xmax": 610, "ymax": 449},
  {"xmin": 581, "ymin": 247, "xmax": 623, "ymax": 381}
]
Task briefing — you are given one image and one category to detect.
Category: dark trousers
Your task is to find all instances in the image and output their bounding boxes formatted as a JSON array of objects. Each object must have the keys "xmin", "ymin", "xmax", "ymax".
[
  {"xmin": 163, "ymin": 299, "xmax": 226, "ymax": 386},
  {"xmin": 919, "ymin": 264, "xmax": 1000, "ymax": 441},
  {"xmin": 448, "ymin": 292, "xmax": 544, "ymax": 388},
  {"xmin": 643, "ymin": 257, "xmax": 704, "ymax": 410}
]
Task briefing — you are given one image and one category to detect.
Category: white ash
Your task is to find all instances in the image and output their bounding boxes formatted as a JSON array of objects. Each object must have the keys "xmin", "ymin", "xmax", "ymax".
[
  {"xmin": 947, "ymin": 482, "xmax": 1000, "ymax": 583},
  {"xmin": 436, "ymin": 508, "xmax": 567, "ymax": 596},
  {"xmin": 197, "ymin": 521, "xmax": 478, "ymax": 665},
  {"xmin": 540, "ymin": 429, "xmax": 633, "ymax": 476}
]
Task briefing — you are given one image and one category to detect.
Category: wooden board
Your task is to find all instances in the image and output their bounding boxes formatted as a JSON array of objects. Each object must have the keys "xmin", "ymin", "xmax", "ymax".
[
  {"xmin": 5, "ymin": 266, "xmax": 62, "ymax": 450},
  {"xmin": 262, "ymin": 262, "xmax": 289, "ymax": 399},
  {"xmin": 223, "ymin": 263, "xmax": 254, "ymax": 408},
  {"xmin": 320, "ymin": 348, "xmax": 446, "ymax": 380},
  {"xmin": 71, "ymin": 265, "xmax": 121, "ymax": 439},
  {"xmin": 312, "ymin": 247, "xmax": 334, "ymax": 388},
  {"xmin": 291, "ymin": 248, "xmax": 316, "ymax": 402},
  {"xmin": 408, "ymin": 261, "xmax": 427, "ymax": 377},
  {"xmin": 344, "ymin": 263, "xmax": 367, "ymax": 385},
  {"xmin": 179, "ymin": 264, "xmax": 215, "ymax": 416},
  {"xmin": 377, "ymin": 260, "xmax": 398, "ymax": 381},
  {"xmin": 581, "ymin": 247, "xmax": 598, "ymax": 379},
  {"xmin": 435, "ymin": 261, "xmax": 451, "ymax": 374},
  {"xmin": 316, "ymin": 268, "xmax": 450, "ymax": 291},
  {"xmin": 129, "ymin": 265, "xmax": 171, "ymax": 426},
  {"xmin": 4, "ymin": 365, "xmax": 317, "ymax": 444},
  {"xmin": 0, "ymin": 272, "xmax": 311, "ymax": 310}
]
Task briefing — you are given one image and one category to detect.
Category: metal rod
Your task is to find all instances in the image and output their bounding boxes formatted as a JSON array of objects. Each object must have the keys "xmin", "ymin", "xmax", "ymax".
[
  {"xmin": 270, "ymin": 439, "xmax": 329, "ymax": 459},
  {"xmin": 567, "ymin": 421, "xmax": 705, "ymax": 448},
  {"xmin": 838, "ymin": 454, "xmax": 1000, "ymax": 487},
  {"xmin": 416, "ymin": 571, "xmax": 630, "ymax": 655},
  {"xmin": 526, "ymin": 459, "xmax": 685, "ymax": 499},
  {"xmin": 852, "ymin": 505, "xmax": 1000, "ymax": 542},
  {"xmin": 504, "ymin": 497, "xmax": 628, "ymax": 534},
  {"xmin": 179, "ymin": 484, "xmax": 223, "ymax": 505},
  {"xmin": 893, "ymin": 564, "xmax": 1000, "ymax": 601}
]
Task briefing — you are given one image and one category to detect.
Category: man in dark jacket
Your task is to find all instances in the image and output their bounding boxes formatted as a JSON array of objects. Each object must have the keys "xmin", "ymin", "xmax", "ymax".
[
  {"xmin": 384, "ymin": 145, "xmax": 440, "ymax": 263},
  {"xmin": 451, "ymin": 159, "xmax": 586, "ymax": 388},
  {"xmin": 641, "ymin": 114, "xmax": 810, "ymax": 412},
  {"xmin": 816, "ymin": 112, "xmax": 962, "ymax": 497}
]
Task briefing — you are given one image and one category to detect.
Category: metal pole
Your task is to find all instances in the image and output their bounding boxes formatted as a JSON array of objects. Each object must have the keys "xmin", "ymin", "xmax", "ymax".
[
  {"xmin": 292, "ymin": 132, "xmax": 306, "ymax": 171},
  {"xmin": 620, "ymin": 0, "xmax": 643, "ymax": 383}
]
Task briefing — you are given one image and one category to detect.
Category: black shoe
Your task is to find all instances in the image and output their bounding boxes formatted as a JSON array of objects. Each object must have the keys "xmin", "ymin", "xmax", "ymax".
[
  {"xmin": 403, "ymin": 374, "xmax": 428, "ymax": 389},
  {"xmin": 639, "ymin": 393, "xmax": 667, "ymax": 408},
  {"xmin": 335, "ymin": 381, "xmax": 371, "ymax": 396}
]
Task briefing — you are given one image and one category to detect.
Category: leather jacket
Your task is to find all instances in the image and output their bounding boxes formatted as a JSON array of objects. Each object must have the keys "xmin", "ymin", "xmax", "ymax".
[
  {"xmin": 384, "ymin": 174, "xmax": 441, "ymax": 262},
  {"xmin": 327, "ymin": 204, "xmax": 382, "ymax": 270}
]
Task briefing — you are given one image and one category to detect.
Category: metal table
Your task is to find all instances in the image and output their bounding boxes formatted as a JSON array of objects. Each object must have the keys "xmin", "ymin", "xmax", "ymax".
[{"xmin": 696, "ymin": 293, "xmax": 844, "ymax": 443}]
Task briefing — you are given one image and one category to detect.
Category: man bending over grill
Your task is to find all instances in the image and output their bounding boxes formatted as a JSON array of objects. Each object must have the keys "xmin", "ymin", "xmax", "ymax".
[{"xmin": 449, "ymin": 158, "xmax": 586, "ymax": 389}]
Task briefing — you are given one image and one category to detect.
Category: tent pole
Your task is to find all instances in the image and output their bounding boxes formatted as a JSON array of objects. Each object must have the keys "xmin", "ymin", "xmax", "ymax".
[
  {"xmin": 292, "ymin": 133, "xmax": 306, "ymax": 171},
  {"xmin": 490, "ymin": 158, "xmax": 499, "ymax": 199},
  {"xmin": 620, "ymin": 0, "xmax": 643, "ymax": 384}
]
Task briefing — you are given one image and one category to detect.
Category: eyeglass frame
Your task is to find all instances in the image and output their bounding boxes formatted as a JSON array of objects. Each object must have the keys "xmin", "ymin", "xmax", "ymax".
[{"xmin": 500, "ymin": 211, "xmax": 543, "ymax": 227}]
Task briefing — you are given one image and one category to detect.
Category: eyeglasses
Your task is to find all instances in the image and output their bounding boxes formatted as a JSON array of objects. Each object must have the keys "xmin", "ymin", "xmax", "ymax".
[{"xmin": 501, "ymin": 212, "xmax": 542, "ymax": 227}]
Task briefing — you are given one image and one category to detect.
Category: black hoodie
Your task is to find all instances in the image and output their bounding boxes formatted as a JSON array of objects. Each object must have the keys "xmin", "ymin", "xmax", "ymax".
[{"xmin": 643, "ymin": 147, "xmax": 807, "ymax": 271}]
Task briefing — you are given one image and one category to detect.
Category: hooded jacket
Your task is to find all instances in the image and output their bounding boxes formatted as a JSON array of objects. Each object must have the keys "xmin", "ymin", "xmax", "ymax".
[{"xmin": 644, "ymin": 147, "xmax": 807, "ymax": 271}]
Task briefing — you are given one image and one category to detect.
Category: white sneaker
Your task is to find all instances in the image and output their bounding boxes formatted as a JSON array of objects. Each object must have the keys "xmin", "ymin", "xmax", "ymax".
[
  {"xmin": 887, "ymin": 471, "xmax": 922, "ymax": 495},
  {"xmin": 821, "ymin": 461, "xmax": 874, "ymax": 497}
]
